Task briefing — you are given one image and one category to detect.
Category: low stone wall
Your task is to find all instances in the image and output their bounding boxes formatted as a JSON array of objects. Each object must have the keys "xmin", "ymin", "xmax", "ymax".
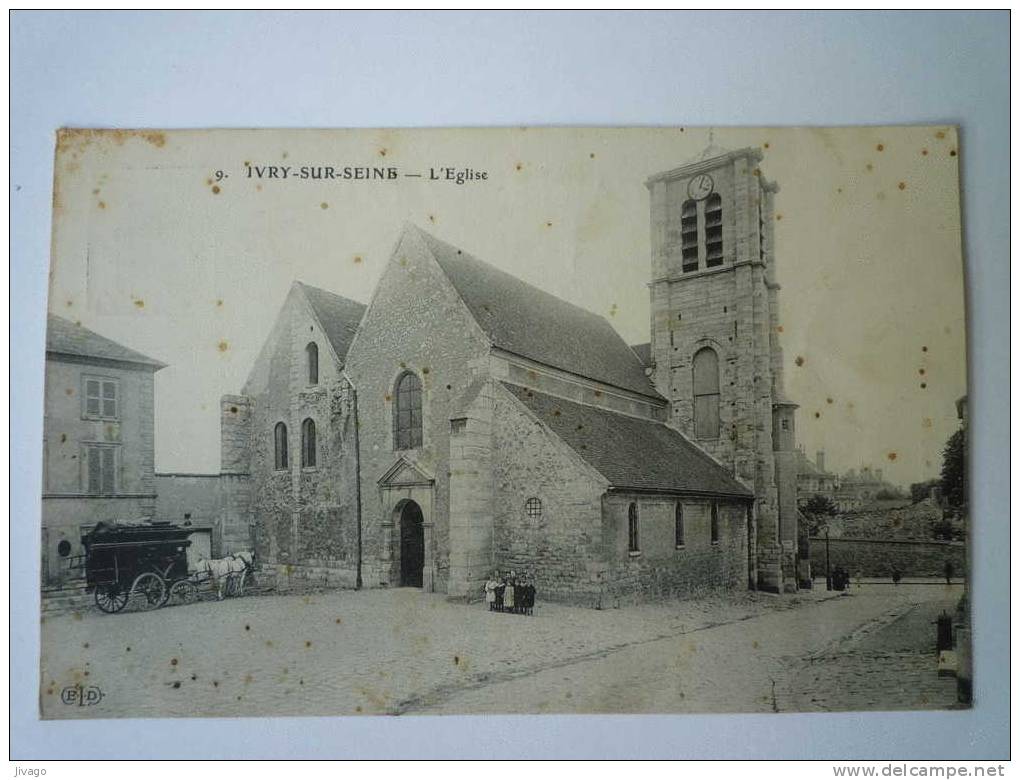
[{"xmin": 808, "ymin": 536, "xmax": 966, "ymax": 578}]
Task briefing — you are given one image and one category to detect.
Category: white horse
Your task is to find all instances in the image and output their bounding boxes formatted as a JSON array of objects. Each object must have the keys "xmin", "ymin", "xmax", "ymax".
[{"xmin": 196, "ymin": 551, "xmax": 255, "ymax": 600}]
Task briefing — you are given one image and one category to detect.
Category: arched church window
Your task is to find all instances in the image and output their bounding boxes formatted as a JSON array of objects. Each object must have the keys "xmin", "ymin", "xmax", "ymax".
[
  {"xmin": 628, "ymin": 502, "xmax": 640, "ymax": 553},
  {"xmin": 681, "ymin": 199, "xmax": 699, "ymax": 273},
  {"xmin": 274, "ymin": 422, "xmax": 288, "ymax": 470},
  {"xmin": 693, "ymin": 347, "xmax": 721, "ymax": 439},
  {"xmin": 705, "ymin": 193, "xmax": 724, "ymax": 267},
  {"xmin": 301, "ymin": 418, "xmax": 316, "ymax": 468},
  {"xmin": 394, "ymin": 372, "xmax": 423, "ymax": 450},
  {"xmin": 306, "ymin": 342, "xmax": 319, "ymax": 385}
]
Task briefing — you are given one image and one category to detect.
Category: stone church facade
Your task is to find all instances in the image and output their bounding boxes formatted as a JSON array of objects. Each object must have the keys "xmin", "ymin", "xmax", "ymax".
[{"xmin": 220, "ymin": 147, "xmax": 800, "ymax": 602}]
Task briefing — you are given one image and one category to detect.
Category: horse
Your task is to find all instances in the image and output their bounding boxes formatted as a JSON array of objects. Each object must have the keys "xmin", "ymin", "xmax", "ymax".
[{"xmin": 196, "ymin": 551, "xmax": 256, "ymax": 600}]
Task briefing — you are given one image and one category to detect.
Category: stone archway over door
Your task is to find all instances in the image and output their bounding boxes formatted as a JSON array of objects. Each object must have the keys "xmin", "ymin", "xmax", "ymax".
[
  {"xmin": 399, "ymin": 501, "xmax": 425, "ymax": 587},
  {"xmin": 377, "ymin": 457, "xmax": 436, "ymax": 591}
]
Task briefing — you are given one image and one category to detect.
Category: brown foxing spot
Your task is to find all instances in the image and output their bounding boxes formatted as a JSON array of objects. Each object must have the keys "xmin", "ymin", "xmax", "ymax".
[
  {"xmin": 545, "ymin": 221, "xmax": 553, "ymax": 227},
  {"xmin": 763, "ymin": 142, "xmax": 770, "ymax": 149},
  {"xmin": 170, "ymin": 658, "xmax": 178, "ymax": 666},
  {"xmin": 826, "ymin": 397, "xmax": 833, "ymax": 404},
  {"xmin": 777, "ymin": 325, "xmax": 784, "ymax": 333},
  {"xmin": 428, "ymin": 214, "xmax": 435, "ymax": 223},
  {"xmin": 589, "ymin": 152, "xmax": 595, "ymax": 159},
  {"xmin": 515, "ymin": 163, "xmax": 523, "ymax": 171},
  {"xmin": 218, "ymin": 340, "xmax": 229, "ymax": 352},
  {"xmin": 919, "ymin": 368, "xmax": 925, "ymax": 375},
  {"xmin": 230, "ymin": 406, "xmax": 237, "ymax": 413},
  {"xmin": 335, "ymin": 618, "xmax": 342, "ymax": 624},
  {"xmin": 98, "ymin": 201, "xmax": 106, "ymax": 209},
  {"xmin": 920, "ymin": 382, "xmax": 927, "ymax": 389},
  {"xmin": 66, "ymin": 299, "xmax": 73, "ymax": 307},
  {"xmin": 814, "ymin": 412, "xmax": 820, "ymax": 419},
  {"xmin": 876, "ymin": 143, "xmax": 884, "ymax": 152},
  {"xmin": 356, "ymin": 705, "xmax": 363, "ymax": 712},
  {"xmin": 133, "ymin": 299, "xmax": 144, "ymax": 309},
  {"xmin": 244, "ymin": 673, "xmax": 254, "ymax": 684},
  {"xmin": 950, "ymin": 149, "xmax": 957, "ymax": 157},
  {"xmin": 378, "ymin": 148, "xmax": 387, "ymax": 157},
  {"xmin": 320, "ymin": 202, "xmax": 329, "ymax": 210},
  {"xmin": 922, "ymin": 345, "xmax": 928, "ymax": 352},
  {"xmin": 794, "ymin": 356, "xmax": 804, "ymax": 367},
  {"xmin": 752, "ymin": 168, "xmax": 760, "ymax": 177},
  {"xmin": 887, "ymin": 452, "xmax": 897, "ymax": 461},
  {"xmin": 935, "ymin": 130, "xmax": 946, "ymax": 140},
  {"xmin": 921, "ymin": 148, "xmax": 929, "ymax": 156},
  {"xmin": 256, "ymin": 184, "xmax": 262, "ymax": 192},
  {"xmin": 422, "ymin": 367, "xmax": 430, "ymax": 375},
  {"xmin": 206, "ymin": 179, "xmax": 213, "ymax": 186},
  {"xmin": 65, "ymin": 388, "xmax": 73, "ymax": 396},
  {"xmin": 384, "ymin": 393, "xmax": 392, "ymax": 402},
  {"xmin": 353, "ymin": 255, "xmax": 363, "ymax": 264},
  {"xmin": 211, "ymin": 185, "xmax": 221, "ymax": 194},
  {"xmin": 216, "ymin": 299, "xmax": 223, "ymax": 307},
  {"xmin": 775, "ymin": 213, "xmax": 783, "ymax": 221},
  {"xmin": 305, "ymin": 641, "xmax": 312, "ymax": 648},
  {"xmin": 898, "ymin": 182, "xmax": 907, "ymax": 190},
  {"xmin": 244, "ymin": 624, "xmax": 250, "ymax": 631}
]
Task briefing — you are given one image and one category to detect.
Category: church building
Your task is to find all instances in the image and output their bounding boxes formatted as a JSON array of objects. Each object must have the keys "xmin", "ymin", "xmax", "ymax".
[{"xmin": 219, "ymin": 147, "xmax": 800, "ymax": 602}]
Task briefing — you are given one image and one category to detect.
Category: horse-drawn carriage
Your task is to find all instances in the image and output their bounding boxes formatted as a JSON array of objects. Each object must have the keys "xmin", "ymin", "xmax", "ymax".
[{"xmin": 78, "ymin": 521, "xmax": 253, "ymax": 614}]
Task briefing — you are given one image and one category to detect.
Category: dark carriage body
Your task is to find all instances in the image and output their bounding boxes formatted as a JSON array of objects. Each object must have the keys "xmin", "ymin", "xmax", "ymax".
[{"xmin": 81, "ymin": 522, "xmax": 192, "ymax": 611}]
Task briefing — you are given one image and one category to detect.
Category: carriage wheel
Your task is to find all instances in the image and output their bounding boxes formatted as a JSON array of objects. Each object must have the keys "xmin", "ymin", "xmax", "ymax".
[
  {"xmin": 130, "ymin": 572, "xmax": 166, "ymax": 610},
  {"xmin": 94, "ymin": 583, "xmax": 129, "ymax": 614},
  {"xmin": 168, "ymin": 580, "xmax": 199, "ymax": 606}
]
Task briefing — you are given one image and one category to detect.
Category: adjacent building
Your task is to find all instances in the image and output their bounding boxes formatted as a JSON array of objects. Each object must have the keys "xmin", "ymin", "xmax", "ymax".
[{"xmin": 41, "ymin": 314, "xmax": 166, "ymax": 584}]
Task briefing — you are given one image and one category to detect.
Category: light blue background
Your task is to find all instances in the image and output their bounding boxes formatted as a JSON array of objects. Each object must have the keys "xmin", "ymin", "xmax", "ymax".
[{"xmin": 11, "ymin": 10, "xmax": 1009, "ymax": 759}]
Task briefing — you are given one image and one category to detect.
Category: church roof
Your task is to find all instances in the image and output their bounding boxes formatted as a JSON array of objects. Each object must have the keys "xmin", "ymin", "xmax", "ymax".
[
  {"xmin": 630, "ymin": 342, "xmax": 652, "ymax": 367},
  {"xmin": 46, "ymin": 314, "xmax": 166, "ymax": 369},
  {"xmin": 503, "ymin": 383, "xmax": 752, "ymax": 498},
  {"xmin": 415, "ymin": 227, "xmax": 662, "ymax": 400},
  {"xmin": 297, "ymin": 282, "xmax": 367, "ymax": 362}
]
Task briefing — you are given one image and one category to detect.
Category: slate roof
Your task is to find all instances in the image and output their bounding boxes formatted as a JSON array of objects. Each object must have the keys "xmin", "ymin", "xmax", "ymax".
[
  {"xmin": 298, "ymin": 282, "xmax": 367, "ymax": 362},
  {"xmin": 630, "ymin": 342, "xmax": 652, "ymax": 367},
  {"xmin": 503, "ymin": 383, "xmax": 752, "ymax": 498},
  {"xmin": 46, "ymin": 314, "xmax": 166, "ymax": 369},
  {"xmin": 416, "ymin": 228, "xmax": 662, "ymax": 400}
]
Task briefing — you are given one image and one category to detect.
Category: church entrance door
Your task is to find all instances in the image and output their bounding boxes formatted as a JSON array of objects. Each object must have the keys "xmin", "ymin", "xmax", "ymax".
[{"xmin": 399, "ymin": 501, "xmax": 425, "ymax": 588}]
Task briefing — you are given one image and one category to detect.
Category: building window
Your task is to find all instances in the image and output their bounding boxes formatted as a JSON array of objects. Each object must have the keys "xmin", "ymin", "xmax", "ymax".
[
  {"xmin": 450, "ymin": 418, "xmax": 467, "ymax": 435},
  {"xmin": 675, "ymin": 503, "xmax": 685, "ymax": 547},
  {"xmin": 681, "ymin": 199, "xmax": 699, "ymax": 272},
  {"xmin": 274, "ymin": 422, "xmax": 288, "ymax": 470},
  {"xmin": 84, "ymin": 444, "xmax": 116, "ymax": 494},
  {"xmin": 525, "ymin": 497, "xmax": 542, "ymax": 519},
  {"xmin": 83, "ymin": 376, "xmax": 118, "ymax": 420},
  {"xmin": 711, "ymin": 502, "xmax": 720, "ymax": 544},
  {"xmin": 693, "ymin": 347, "xmax": 721, "ymax": 439},
  {"xmin": 394, "ymin": 372, "xmax": 423, "ymax": 450},
  {"xmin": 306, "ymin": 342, "xmax": 319, "ymax": 385},
  {"xmin": 628, "ymin": 502, "xmax": 640, "ymax": 553},
  {"xmin": 705, "ymin": 193, "xmax": 724, "ymax": 267},
  {"xmin": 301, "ymin": 418, "xmax": 317, "ymax": 468}
]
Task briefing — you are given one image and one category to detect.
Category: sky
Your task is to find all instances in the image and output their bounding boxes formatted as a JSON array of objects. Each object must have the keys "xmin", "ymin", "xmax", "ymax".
[{"xmin": 47, "ymin": 126, "xmax": 966, "ymax": 486}]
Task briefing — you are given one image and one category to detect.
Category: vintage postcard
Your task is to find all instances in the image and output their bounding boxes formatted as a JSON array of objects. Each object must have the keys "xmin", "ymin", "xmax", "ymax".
[{"xmin": 39, "ymin": 126, "xmax": 968, "ymax": 718}]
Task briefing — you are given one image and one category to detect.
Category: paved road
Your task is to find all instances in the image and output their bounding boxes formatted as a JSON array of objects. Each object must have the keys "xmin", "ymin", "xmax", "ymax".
[{"xmin": 39, "ymin": 583, "xmax": 962, "ymax": 718}]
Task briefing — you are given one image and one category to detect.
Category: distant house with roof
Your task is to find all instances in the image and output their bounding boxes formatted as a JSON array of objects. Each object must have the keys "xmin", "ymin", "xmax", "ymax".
[
  {"xmin": 221, "ymin": 147, "xmax": 801, "ymax": 602},
  {"xmin": 42, "ymin": 314, "xmax": 166, "ymax": 584}
]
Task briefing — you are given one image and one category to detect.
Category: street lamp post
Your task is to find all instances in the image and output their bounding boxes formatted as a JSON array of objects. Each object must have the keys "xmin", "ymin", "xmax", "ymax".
[{"xmin": 825, "ymin": 526, "xmax": 832, "ymax": 591}]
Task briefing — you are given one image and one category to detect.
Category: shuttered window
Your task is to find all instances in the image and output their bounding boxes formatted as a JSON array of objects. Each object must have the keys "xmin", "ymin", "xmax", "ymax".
[
  {"xmin": 83, "ymin": 377, "xmax": 118, "ymax": 420},
  {"xmin": 85, "ymin": 445, "xmax": 116, "ymax": 494}
]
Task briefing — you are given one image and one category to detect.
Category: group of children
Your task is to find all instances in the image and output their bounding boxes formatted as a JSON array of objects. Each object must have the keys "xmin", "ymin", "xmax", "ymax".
[{"xmin": 483, "ymin": 571, "xmax": 536, "ymax": 615}]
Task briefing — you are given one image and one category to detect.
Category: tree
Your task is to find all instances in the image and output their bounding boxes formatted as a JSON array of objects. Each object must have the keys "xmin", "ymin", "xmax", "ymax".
[
  {"xmin": 940, "ymin": 428, "xmax": 967, "ymax": 510},
  {"xmin": 802, "ymin": 494, "xmax": 838, "ymax": 536},
  {"xmin": 910, "ymin": 478, "xmax": 940, "ymax": 504},
  {"xmin": 804, "ymin": 494, "xmax": 837, "ymax": 516}
]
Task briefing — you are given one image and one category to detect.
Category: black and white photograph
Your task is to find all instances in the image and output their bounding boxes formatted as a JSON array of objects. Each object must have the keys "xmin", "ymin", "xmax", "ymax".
[{"xmin": 38, "ymin": 126, "xmax": 971, "ymax": 718}]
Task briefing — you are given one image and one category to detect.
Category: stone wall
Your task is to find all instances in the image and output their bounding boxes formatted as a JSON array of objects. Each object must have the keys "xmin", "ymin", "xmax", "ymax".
[
  {"xmin": 490, "ymin": 385, "xmax": 608, "ymax": 603},
  {"xmin": 808, "ymin": 537, "xmax": 966, "ymax": 578},
  {"xmin": 603, "ymin": 494, "xmax": 749, "ymax": 604},
  {"xmin": 343, "ymin": 228, "xmax": 491, "ymax": 594}
]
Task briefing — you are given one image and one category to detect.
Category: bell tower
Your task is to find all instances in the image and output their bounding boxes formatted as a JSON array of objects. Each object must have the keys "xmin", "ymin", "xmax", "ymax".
[{"xmin": 646, "ymin": 146, "xmax": 799, "ymax": 592}]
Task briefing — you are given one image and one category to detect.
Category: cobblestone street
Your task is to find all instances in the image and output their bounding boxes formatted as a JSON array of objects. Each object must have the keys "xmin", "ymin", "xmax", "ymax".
[{"xmin": 39, "ymin": 583, "xmax": 963, "ymax": 718}]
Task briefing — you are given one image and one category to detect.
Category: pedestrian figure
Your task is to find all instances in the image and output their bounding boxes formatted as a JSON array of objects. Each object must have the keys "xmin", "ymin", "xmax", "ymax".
[
  {"xmin": 892, "ymin": 567, "xmax": 902, "ymax": 586},
  {"xmin": 504, "ymin": 577, "xmax": 515, "ymax": 613},
  {"xmin": 944, "ymin": 559, "xmax": 954, "ymax": 586},
  {"xmin": 494, "ymin": 577, "xmax": 505, "ymax": 612},
  {"xmin": 855, "ymin": 570, "xmax": 863, "ymax": 589},
  {"xmin": 484, "ymin": 573, "xmax": 498, "ymax": 611}
]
